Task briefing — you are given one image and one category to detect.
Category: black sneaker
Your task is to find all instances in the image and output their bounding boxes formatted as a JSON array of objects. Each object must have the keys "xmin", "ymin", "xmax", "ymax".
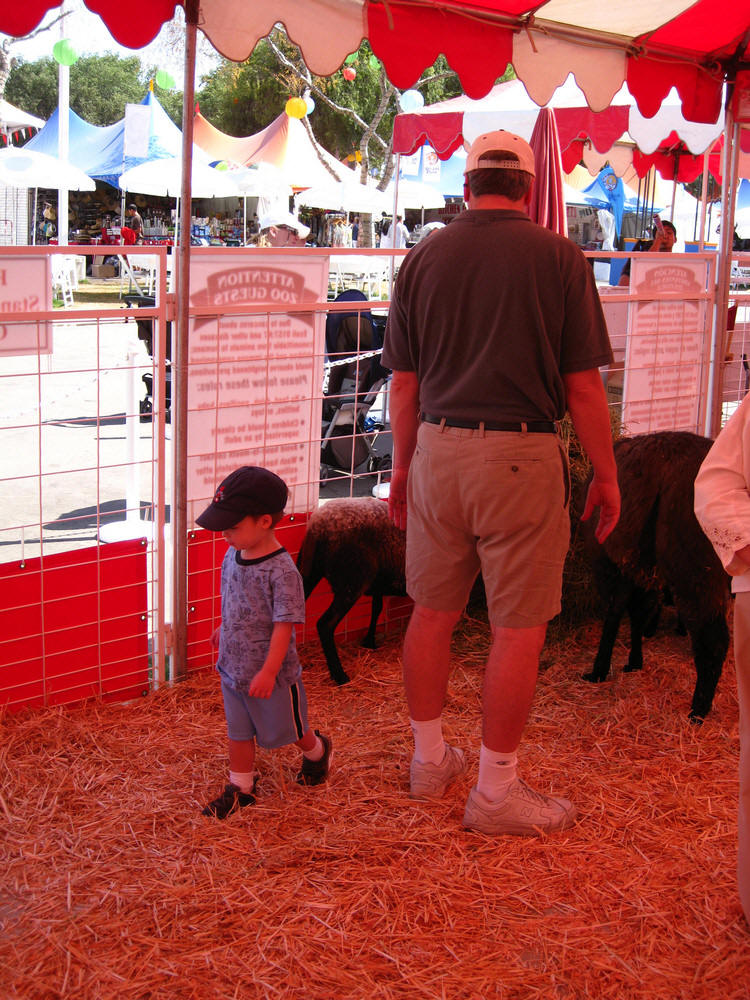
[
  {"xmin": 202, "ymin": 781, "xmax": 257, "ymax": 819},
  {"xmin": 296, "ymin": 731, "xmax": 332, "ymax": 786}
]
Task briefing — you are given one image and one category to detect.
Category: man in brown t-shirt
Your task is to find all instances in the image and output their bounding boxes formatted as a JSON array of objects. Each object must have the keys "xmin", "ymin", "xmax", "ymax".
[{"xmin": 382, "ymin": 129, "xmax": 620, "ymax": 837}]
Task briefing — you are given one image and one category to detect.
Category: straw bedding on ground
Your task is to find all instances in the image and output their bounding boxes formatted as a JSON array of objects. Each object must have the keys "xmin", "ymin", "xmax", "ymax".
[{"xmin": 2, "ymin": 611, "xmax": 748, "ymax": 999}]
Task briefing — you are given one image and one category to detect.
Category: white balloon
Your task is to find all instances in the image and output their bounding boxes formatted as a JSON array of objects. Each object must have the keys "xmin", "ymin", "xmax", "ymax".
[{"xmin": 400, "ymin": 89, "xmax": 425, "ymax": 113}]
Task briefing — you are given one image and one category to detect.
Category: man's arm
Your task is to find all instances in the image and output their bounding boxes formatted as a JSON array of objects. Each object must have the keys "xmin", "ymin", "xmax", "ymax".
[
  {"xmin": 387, "ymin": 369, "xmax": 419, "ymax": 530},
  {"xmin": 563, "ymin": 368, "xmax": 620, "ymax": 543}
]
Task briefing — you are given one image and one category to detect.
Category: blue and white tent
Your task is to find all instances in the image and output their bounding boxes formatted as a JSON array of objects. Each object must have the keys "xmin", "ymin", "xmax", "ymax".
[{"xmin": 26, "ymin": 91, "xmax": 189, "ymax": 188}]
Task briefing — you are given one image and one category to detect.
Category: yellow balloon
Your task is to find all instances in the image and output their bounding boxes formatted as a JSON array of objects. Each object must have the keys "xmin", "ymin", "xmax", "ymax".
[{"xmin": 285, "ymin": 97, "xmax": 307, "ymax": 119}]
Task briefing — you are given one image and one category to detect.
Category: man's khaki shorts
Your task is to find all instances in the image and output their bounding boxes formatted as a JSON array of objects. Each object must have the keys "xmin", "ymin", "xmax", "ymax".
[{"xmin": 406, "ymin": 421, "xmax": 571, "ymax": 628}]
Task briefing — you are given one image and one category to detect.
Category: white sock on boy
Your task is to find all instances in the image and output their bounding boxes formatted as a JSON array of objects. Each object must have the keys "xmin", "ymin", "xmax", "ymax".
[{"xmin": 229, "ymin": 771, "xmax": 256, "ymax": 794}]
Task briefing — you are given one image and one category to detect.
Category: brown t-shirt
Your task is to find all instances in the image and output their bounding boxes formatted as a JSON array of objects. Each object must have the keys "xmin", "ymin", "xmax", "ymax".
[{"xmin": 382, "ymin": 209, "xmax": 613, "ymax": 422}]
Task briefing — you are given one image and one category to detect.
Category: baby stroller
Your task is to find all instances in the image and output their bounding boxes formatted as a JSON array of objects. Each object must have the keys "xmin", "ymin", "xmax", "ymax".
[
  {"xmin": 124, "ymin": 295, "xmax": 172, "ymax": 423},
  {"xmin": 321, "ymin": 289, "xmax": 391, "ymax": 481}
]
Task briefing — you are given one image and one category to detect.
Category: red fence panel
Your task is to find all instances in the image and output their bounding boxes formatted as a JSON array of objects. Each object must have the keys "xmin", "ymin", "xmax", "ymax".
[{"xmin": 0, "ymin": 540, "xmax": 150, "ymax": 711}]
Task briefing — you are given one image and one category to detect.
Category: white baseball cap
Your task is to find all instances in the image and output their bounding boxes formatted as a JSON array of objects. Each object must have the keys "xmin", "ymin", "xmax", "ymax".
[
  {"xmin": 464, "ymin": 130, "xmax": 536, "ymax": 178},
  {"xmin": 259, "ymin": 212, "xmax": 310, "ymax": 239}
]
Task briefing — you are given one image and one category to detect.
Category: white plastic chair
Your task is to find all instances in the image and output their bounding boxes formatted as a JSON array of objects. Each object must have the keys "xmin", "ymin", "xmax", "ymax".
[{"xmin": 51, "ymin": 256, "xmax": 75, "ymax": 307}]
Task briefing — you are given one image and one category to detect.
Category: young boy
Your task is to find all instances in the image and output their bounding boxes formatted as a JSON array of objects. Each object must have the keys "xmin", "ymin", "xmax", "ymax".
[{"xmin": 196, "ymin": 466, "xmax": 332, "ymax": 819}]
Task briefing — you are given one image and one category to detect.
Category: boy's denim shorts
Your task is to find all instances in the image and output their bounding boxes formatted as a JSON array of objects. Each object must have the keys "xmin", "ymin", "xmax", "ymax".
[{"xmin": 220, "ymin": 675, "xmax": 309, "ymax": 748}]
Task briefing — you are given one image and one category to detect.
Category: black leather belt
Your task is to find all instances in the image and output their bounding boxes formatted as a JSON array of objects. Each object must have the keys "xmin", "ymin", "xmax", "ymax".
[{"xmin": 421, "ymin": 413, "xmax": 557, "ymax": 433}]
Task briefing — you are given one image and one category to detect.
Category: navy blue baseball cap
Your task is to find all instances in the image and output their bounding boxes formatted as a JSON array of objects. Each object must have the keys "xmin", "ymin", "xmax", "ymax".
[{"xmin": 196, "ymin": 466, "xmax": 288, "ymax": 531}]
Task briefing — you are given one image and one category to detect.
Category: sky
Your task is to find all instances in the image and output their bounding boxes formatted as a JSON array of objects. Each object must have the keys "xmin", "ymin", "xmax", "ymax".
[{"xmin": 2, "ymin": 2, "xmax": 219, "ymax": 85}]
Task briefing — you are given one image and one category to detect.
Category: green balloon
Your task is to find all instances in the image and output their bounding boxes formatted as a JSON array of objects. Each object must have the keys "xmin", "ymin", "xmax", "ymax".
[
  {"xmin": 369, "ymin": 54, "xmax": 379, "ymax": 70},
  {"xmin": 52, "ymin": 39, "xmax": 78, "ymax": 67},
  {"xmin": 155, "ymin": 70, "xmax": 176, "ymax": 90},
  {"xmin": 345, "ymin": 53, "xmax": 357, "ymax": 65}
]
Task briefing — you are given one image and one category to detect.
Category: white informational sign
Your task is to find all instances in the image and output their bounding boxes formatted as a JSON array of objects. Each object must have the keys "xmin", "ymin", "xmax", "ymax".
[
  {"xmin": 622, "ymin": 256, "xmax": 710, "ymax": 434},
  {"xmin": 123, "ymin": 103, "xmax": 151, "ymax": 159},
  {"xmin": 400, "ymin": 150, "xmax": 421, "ymax": 177},
  {"xmin": 187, "ymin": 253, "xmax": 329, "ymax": 518},
  {"xmin": 422, "ymin": 147, "xmax": 442, "ymax": 183},
  {"xmin": 0, "ymin": 255, "xmax": 52, "ymax": 356}
]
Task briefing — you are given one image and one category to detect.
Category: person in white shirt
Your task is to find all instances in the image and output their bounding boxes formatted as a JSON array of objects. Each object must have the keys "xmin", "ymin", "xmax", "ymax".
[
  {"xmin": 381, "ymin": 214, "xmax": 409, "ymax": 249},
  {"xmin": 694, "ymin": 395, "xmax": 750, "ymax": 926}
]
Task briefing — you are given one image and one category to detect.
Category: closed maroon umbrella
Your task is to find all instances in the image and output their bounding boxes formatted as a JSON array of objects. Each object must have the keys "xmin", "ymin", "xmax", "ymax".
[{"xmin": 528, "ymin": 107, "xmax": 568, "ymax": 236}]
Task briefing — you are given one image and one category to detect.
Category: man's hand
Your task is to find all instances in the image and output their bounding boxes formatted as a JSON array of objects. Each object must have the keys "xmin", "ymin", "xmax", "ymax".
[
  {"xmin": 248, "ymin": 667, "xmax": 276, "ymax": 699},
  {"xmin": 581, "ymin": 475, "xmax": 621, "ymax": 543},
  {"xmin": 387, "ymin": 467, "xmax": 409, "ymax": 530},
  {"xmin": 210, "ymin": 626, "xmax": 220, "ymax": 650}
]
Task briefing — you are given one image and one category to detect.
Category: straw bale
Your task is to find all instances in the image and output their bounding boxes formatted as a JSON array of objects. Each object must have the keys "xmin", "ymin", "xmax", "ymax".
[{"xmin": 1, "ymin": 610, "xmax": 748, "ymax": 1000}]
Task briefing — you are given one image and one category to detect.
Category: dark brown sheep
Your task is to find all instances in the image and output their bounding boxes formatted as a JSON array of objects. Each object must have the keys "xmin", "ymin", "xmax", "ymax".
[
  {"xmin": 297, "ymin": 498, "xmax": 406, "ymax": 684},
  {"xmin": 581, "ymin": 431, "xmax": 730, "ymax": 721}
]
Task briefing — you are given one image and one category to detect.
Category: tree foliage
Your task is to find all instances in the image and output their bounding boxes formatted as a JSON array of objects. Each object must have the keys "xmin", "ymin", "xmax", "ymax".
[
  {"xmin": 195, "ymin": 30, "xmax": 469, "ymax": 181},
  {"xmin": 6, "ymin": 53, "xmax": 153, "ymax": 125}
]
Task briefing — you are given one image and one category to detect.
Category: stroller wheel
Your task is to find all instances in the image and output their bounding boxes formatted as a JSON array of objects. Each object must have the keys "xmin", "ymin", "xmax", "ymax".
[
  {"xmin": 320, "ymin": 463, "xmax": 331, "ymax": 482},
  {"xmin": 368, "ymin": 454, "xmax": 392, "ymax": 474},
  {"xmin": 139, "ymin": 397, "xmax": 153, "ymax": 423}
]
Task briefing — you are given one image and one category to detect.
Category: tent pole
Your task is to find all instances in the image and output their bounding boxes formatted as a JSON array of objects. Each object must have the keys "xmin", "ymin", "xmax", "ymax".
[
  {"xmin": 707, "ymin": 99, "xmax": 740, "ymax": 437},
  {"xmin": 172, "ymin": 0, "xmax": 199, "ymax": 683},
  {"xmin": 698, "ymin": 151, "xmax": 710, "ymax": 249},
  {"xmin": 389, "ymin": 154, "xmax": 401, "ymax": 296}
]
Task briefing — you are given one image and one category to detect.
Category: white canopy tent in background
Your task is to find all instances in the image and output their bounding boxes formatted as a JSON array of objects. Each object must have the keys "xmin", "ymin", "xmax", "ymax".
[{"xmin": 0, "ymin": 98, "xmax": 45, "ymax": 133}]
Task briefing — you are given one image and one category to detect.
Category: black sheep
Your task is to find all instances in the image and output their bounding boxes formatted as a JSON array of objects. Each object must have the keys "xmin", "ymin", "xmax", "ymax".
[
  {"xmin": 297, "ymin": 498, "xmax": 406, "ymax": 684},
  {"xmin": 581, "ymin": 431, "xmax": 730, "ymax": 721}
]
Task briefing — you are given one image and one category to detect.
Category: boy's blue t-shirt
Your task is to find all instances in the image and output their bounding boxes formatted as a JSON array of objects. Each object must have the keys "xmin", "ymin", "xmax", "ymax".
[{"xmin": 217, "ymin": 547, "xmax": 305, "ymax": 691}]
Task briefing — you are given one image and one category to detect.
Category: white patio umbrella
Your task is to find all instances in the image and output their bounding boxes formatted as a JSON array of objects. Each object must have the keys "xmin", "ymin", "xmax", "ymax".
[
  {"xmin": 224, "ymin": 161, "xmax": 291, "ymax": 199},
  {"xmin": 119, "ymin": 156, "xmax": 241, "ymax": 200},
  {"xmin": 119, "ymin": 157, "xmax": 243, "ymax": 244},
  {"xmin": 0, "ymin": 146, "xmax": 95, "ymax": 191},
  {"xmin": 385, "ymin": 178, "xmax": 446, "ymax": 212},
  {"xmin": 221, "ymin": 162, "xmax": 292, "ymax": 241},
  {"xmin": 296, "ymin": 178, "xmax": 389, "ymax": 215},
  {"xmin": 0, "ymin": 147, "xmax": 95, "ymax": 245}
]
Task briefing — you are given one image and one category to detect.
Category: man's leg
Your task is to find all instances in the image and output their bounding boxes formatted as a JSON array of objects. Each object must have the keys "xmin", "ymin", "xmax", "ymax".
[
  {"xmin": 404, "ymin": 604, "xmax": 467, "ymax": 797},
  {"xmin": 482, "ymin": 623, "xmax": 546, "ymax": 751},
  {"xmin": 403, "ymin": 604, "xmax": 462, "ymax": 720},
  {"xmin": 463, "ymin": 622, "xmax": 577, "ymax": 836}
]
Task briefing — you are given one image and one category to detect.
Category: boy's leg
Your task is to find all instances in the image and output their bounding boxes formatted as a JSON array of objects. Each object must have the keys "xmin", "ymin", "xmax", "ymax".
[
  {"xmin": 202, "ymin": 683, "xmax": 259, "ymax": 819},
  {"xmin": 296, "ymin": 728, "xmax": 333, "ymax": 785},
  {"xmin": 228, "ymin": 737, "xmax": 257, "ymax": 794}
]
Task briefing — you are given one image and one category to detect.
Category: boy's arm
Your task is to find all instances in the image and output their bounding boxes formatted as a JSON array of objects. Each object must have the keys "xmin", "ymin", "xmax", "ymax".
[
  {"xmin": 210, "ymin": 624, "xmax": 221, "ymax": 650},
  {"xmin": 248, "ymin": 622, "xmax": 294, "ymax": 698}
]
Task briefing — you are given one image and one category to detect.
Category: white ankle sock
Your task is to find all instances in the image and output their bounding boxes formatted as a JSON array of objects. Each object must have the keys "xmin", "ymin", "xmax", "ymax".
[
  {"xmin": 477, "ymin": 745, "xmax": 518, "ymax": 803},
  {"xmin": 410, "ymin": 717, "xmax": 445, "ymax": 765},
  {"xmin": 229, "ymin": 771, "xmax": 256, "ymax": 794},
  {"xmin": 302, "ymin": 734, "xmax": 324, "ymax": 761}
]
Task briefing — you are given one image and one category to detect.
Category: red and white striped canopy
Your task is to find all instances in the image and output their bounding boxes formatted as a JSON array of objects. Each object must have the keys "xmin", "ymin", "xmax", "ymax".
[{"xmin": 3, "ymin": 1, "xmax": 749, "ymax": 124}]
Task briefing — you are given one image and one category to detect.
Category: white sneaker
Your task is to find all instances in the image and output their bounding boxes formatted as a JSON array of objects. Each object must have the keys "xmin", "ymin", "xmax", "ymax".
[
  {"xmin": 463, "ymin": 779, "xmax": 577, "ymax": 836},
  {"xmin": 410, "ymin": 745, "xmax": 466, "ymax": 798}
]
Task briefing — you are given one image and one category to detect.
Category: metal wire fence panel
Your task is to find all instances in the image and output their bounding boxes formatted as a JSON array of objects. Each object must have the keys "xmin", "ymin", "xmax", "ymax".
[{"xmin": 0, "ymin": 246, "xmax": 170, "ymax": 709}]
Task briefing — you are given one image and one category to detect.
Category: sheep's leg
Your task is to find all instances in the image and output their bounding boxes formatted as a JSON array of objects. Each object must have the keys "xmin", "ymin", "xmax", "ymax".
[
  {"xmin": 316, "ymin": 590, "xmax": 366, "ymax": 686},
  {"xmin": 624, "ymin": 587, "xmax": 660, "ymax": 673},
  {"xmin": 687, "ymin": 615, "xmax": 729, "ymax": 722},
  {"xmin": 583, "ymin": 574, "xmax": 633, "ymax": 683},
  {"xmin": 360, "ymin": 592, "xmax": 383, "ymax": 650}
]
